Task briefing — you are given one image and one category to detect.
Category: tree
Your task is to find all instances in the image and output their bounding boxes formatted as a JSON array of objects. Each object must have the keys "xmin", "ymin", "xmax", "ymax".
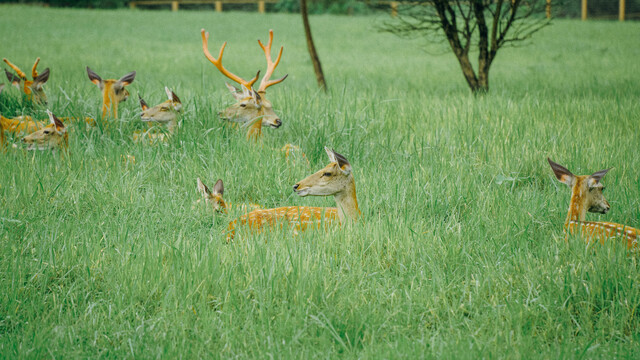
[
  {"xmin": 301, "ymin": 0, "xmax": 327, "ymax": 91},
  {"xmin": 382, "ymin": 0, "xmax": 550, "ymax": 93}
]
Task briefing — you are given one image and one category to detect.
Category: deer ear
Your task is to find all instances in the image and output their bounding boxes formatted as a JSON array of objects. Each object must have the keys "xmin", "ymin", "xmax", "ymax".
[
  {"xmin": 325, "ymin": 146, "xmax": 337, "ymax": 163},
  {"xmin": 333, "ymin": 150, "xmax": 351, "ymax": 174},
  {"xmin": 241, "ymin": 84, "xmax": 251, "ymax": 98},
  {"xmin": 46, "ymin": 109, "xmax": 65, "ymax": 131},
  {"xmin": 33, "ymin": 68, "xmax": 49, "ymax": 88},
  {"xmin": 548, "ymin": 158, "xmax": 575, "ymax": 186},
  {"xmin": 197, "ymin": 178, "xmax": 211, "ymax": 197},
  {"xmin": 5, "ymin": 69, "xmax": 21, "ymax": 87},
  {"xmin": 213, "ymin": 179, "xmax": 224, "ymax": 196},
  {"xmin": 86, "ymin": 66, "xmax": 102, "ymax": 86},
  {"xmin": 589, "ymin": 168, "xmax": 611, "ymax": 185},
  {"xmin": 118, "ymin": 71, "xmax": 136, "ymax": 86},
  {"xmin": 138, "ymin": 95, "xmax": 148, "ymax": 111}
]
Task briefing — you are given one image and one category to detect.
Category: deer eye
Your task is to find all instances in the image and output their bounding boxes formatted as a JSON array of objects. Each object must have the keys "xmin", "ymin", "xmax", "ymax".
[
  {"xmin": 323, "ymin": 172, "xmax": 332, "ymax": 177},
  {"xmin": 240, "ymin": 104, "xmax": 247, "ymax": 108},
  {"xmin": 43, "ymin": 130, "xmax": 50, "ymax": 134}
]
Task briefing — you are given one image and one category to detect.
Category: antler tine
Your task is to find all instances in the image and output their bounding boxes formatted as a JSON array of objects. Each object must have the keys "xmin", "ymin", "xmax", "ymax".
[
  {"xmin": 2, "ymin": 58, "xmax": 27, "ymax": 80},
  {"xmin": 257, "ymin": 29, "xmax": 287, "ymax": 92},
  {"xmin": 201, "ymin": 29, "xmax": 259, "ymax": 88},
  {"xmin": 31, "ymin": 57, "xmax": 40, "ymax": 78}
]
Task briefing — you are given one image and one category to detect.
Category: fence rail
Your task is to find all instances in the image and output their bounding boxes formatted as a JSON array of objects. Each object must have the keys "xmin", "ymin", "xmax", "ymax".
[{"xmin": 129, "ymin": 0, "xmax": 277, "ymax": 13}]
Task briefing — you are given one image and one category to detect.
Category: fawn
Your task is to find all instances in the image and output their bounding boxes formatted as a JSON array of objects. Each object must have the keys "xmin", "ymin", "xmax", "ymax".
[
  {"xmin": 86, "ymin": 67, "xmax": 135, "ymax": 119},
  {"xmin": 133, "ymin": 87, "xmax": 182, "ymax": 144},
  {"xmin": 22, "ymin": 110, "xmax": 68, "ymax": 151},
  {"xmin": 196, "ymin": 178, "xmax": 261, "ymax": 214},
  {"xmin": 548, "ymin": 158, "xmax": 638, "ymax": 249},
  {"xmin": 227, "ymin": 147, "xmax": 360, "ymax": 241}
]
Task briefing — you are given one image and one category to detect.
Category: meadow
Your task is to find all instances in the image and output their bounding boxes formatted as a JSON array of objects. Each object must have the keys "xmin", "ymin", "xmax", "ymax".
[{"xmin": 1, "ymin": 4, "xmax": 640, "ymax": 358}]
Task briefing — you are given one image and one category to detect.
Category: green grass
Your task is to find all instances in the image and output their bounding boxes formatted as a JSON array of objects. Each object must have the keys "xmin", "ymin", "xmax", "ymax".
[{"xmin": 1, "ymin": 4, "xmax": 640, "ymax": 358}]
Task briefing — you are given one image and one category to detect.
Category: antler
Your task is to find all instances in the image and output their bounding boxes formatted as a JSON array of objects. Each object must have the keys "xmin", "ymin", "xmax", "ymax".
[
  {"xmin": 201, "ymin": 29, "xmax": 259, "ymax": 89},
  {"xmin": 3, "ymin": 58, "xmax": 27, "ymax": 80},
  {"xmin": 31, "ymin": 58, "xmax": 40, "ymax": 78},
  {"xmin": 257, "ymin": 29, "xmax": 287, "ymax": 92}
]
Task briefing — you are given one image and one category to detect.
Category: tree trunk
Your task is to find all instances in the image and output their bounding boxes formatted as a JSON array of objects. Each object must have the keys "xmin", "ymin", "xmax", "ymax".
[{"xmin": 301, "ymin": 0, "xmax": 327, "ymax": 91}]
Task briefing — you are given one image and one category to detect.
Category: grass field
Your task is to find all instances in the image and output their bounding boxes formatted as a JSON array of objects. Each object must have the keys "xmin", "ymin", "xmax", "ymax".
[{"xmin": 1, "ymin": 4, "xmax": 640, "ymax": 358}]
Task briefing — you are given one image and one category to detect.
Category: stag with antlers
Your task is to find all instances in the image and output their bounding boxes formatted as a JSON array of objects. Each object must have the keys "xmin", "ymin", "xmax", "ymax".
[
  {"xmin": 3, "ymin": 58, "xmax": 50, "ymax": 105},
  {"xmin": 201, "ymin": 29, "xmax": 288, "ymax": 141}
]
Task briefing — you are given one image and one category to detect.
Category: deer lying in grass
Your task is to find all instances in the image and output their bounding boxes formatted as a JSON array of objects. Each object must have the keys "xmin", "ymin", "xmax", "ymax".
[
  {"xmin": 3, "ymin": 58, "xmax": 50, "ymax": 105},
  {"xmin": 133, "ymin": 87, "xmax": 182, "ymax": 144},
  {"xmin": 548, "ymin": 158, "xmax": 638, "ymax": 249},
  {"xmin": 86, "ymin": 67, "xmax": 135, "ymax": 119},
  {"xmin": 201, "ymin": 29, "xmax": 287, "ymax": 141},
  {"xmin": 226, "ymin": 147, "xmax": 360, "ymax": 241},
  {"xmin": 21, "ymin": 110, "xmax": 67, "ymax": 151},
  {"xmin": 1, "ymin": 113, "xmax": 94, "ymax": 134},
  {"xmin": 196, "ymin": 178, "xmax": 261, "ymax": 214}
]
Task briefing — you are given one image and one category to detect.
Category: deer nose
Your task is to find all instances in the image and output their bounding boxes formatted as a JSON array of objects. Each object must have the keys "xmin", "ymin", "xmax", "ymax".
[
  {"xmin": 293, "ymin": 184, "xmax": 299, "ymax": 191},
  {"xmin": 274, "ymin": 118, "xmax": 282, "ymax": 127}
]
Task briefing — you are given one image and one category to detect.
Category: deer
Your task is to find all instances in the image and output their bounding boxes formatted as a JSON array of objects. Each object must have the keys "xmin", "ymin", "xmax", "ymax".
[
  {"xmin": 86, "ymin": 67, "xmax": 136, "ymax": 119},
  {"xmin": 3, "ymin": 58, "xmax": 50, "ymax": 105},
  {"xmin": 195, "ymin": 178, "xmax": 261, "ymax": 214},
  {"xmin": 201, "ymin": 28, "xmax": 288, "ymax": 141},
  {"xmin": 226, "ymin": 147, "xmax": 360, "ymax": 241},
  {"xmin": 21, "ymin": 110, "xmax": 68, "ymax": 151},
  {"xmin": 1, "ymin": 113, "xmax": 94, "ymax": 134},
  {"xmin": 548, "ymin": 158, "xmax": 638, "ymax": 249},
  {"xmin": 133, "ymin": 87, "xmax": 182, "ymax": 144}
]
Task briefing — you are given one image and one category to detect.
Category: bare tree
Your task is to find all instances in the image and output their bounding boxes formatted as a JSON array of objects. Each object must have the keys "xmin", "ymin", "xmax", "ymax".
[
  {"xmin": 382, "ymin": 0, "xmax": 550, "ymax": 93},
  {"xmin": 301, "ymin": 0, "xmax": 327, "ymax": 91}
]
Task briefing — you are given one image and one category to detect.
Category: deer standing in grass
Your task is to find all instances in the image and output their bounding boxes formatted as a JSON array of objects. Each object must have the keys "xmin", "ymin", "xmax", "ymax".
[
  {"xmin": 86, "ymin": 67, "xmax": 135, "ymax": 119},
  {"xmin": 548, "ymin": 158, "xmax": 638, "ymax": 249},
  {"xmin": 196, "ymin": 178, "xmax": 261, "ymax": 214},
  {"xmin": 133, "ymin": 87, "xmax": 182, "ymax": 143},
  {"xmin": 201, "ymin": 29, "xmax": 287, "ymax": 141},
  {"xmin": 3, "ymin": 58, "xmax": 50, "ymax": 105},
  {"xmin": 226, "ymin": 147, "xmax": 360, "ymax": 241},
  {"xmin": 21, "ymin": 110, "xmax": 68, "ymax": 151}
]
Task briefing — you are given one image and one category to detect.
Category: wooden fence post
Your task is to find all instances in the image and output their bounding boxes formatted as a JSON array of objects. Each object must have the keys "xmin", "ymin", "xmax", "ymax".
[
  {"xmin": 619, "ymin": 0, "xmax": 626, "ymax": 21},
  {"xmin": 390, "ymin": 1, "xmax": 398, "ymax": 17},
  {"xmin": 545, "ymin": 0, "xmax": 551, "ymax": 19},
  {"xmin": 215, "ymin": 0, "xmax": 222, "ymax": 12},
  {"xmin": 171, "ymin": 1, "xmax": 178, "ymax": 11},
  {"xmin": 581, "ymin": 0, "xmax": 587, "ymax": 20},
  {"xmin": 258, "ymin": 0, "xmax": 265, "ymax": 13},
  {"xmin": 130, "ymin": 1, "xmax": 136, "ymax": 9}
]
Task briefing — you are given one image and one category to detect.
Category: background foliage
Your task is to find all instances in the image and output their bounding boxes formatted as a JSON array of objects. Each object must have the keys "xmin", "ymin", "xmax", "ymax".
[{"xmin": 1, "ymin": 0, "xmax": 640, "ymax": 18}]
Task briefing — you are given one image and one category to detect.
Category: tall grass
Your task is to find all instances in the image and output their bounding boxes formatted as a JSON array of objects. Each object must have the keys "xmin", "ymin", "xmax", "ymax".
[{"xmin": 1, "ymin": 4, "xmax": 639, "ymax": 358}]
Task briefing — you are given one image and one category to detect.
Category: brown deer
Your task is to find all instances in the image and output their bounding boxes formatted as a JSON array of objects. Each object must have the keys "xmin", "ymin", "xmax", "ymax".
[
  {"xmin": 3, "ymin": 58, "xmax": 50, "ymax": 105},
  {"xmin": 548, "ymin": 158, "xmax": 638, "ymax": 249},
  {"xmin": 196, "ymin": 178, "xmax": 261, "ymax": 214},
  {"xmin": 1, "ymin": 113, "xmax": 94, "ymax": 134},
  {"xmin": 133, "ymin": 87, "xmax": 182, "ymax": 144},
  {"xmin": 86, "ymin": 67, "xmax": 135, "ymax": 119},
  {"xmin": 201, "ymin": 29, "xmax": 287, "ymax": 141},
  {"xmin": 22, "ymin": 110, "xmax": 68, "ymax": 151},
  {"xmin": 227, "ymin": 147, "xmax": 360, "ymax": 241}
]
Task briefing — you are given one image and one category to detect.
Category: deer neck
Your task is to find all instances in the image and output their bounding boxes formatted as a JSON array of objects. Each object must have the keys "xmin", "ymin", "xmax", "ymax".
[
  {"xmin": 334, "ymin": 179, "xmax": 360, "ymax": 223},
  {"xmin": 566, "ymin": 182, "xmax": 588, "ymax": 227},
  {"xmin": 246, "ymin": 117, "xmax": 262, "ymax": 141}
]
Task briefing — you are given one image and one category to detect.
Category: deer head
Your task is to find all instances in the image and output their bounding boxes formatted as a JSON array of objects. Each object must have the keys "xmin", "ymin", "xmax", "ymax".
[
  {"xmin": 197, "ymin": 178, "xmax": 227, "ymax": 213},
  {"xmin": 294, "ymin": 147, "xmax": 360, "ymax": 222},
  {"xmin": 139, "ymin": 87, "xmax": 182, "ymax": 132},
  {"xmin": 22, "ymin": 110, "xmax": 68, "ymax": 151},
  {"xmin": 86, "ymin": 67, "xmax": 136, "ymax": 119},
  {"xmin": 548, "ymin": 158, "xmax": 611, "ymax": 221},
  {"xmin": 3, "ymin": 58, "xmax": 50, "ymax": 105},
  {"xmin": 201, "ymin": 29, "xmax": 287, "ymax": 141}
]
